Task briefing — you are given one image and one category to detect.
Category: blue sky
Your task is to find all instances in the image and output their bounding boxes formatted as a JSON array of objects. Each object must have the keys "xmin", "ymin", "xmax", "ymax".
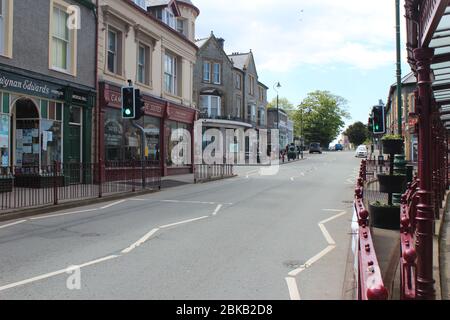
[{"xmin": 193, "ymin": 0, "xmax": 411, "ymax": 130}]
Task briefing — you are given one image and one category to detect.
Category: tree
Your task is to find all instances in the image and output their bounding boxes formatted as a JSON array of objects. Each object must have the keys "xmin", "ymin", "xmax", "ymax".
[
  {"xmin": 293, "ymin": 91, "xmax": 350, "ymax": 147},
  {"xmin": 344, "ymin": 122, "xmax": 369, "ymax": 147},
  {"xmin": 267, "ymin": 97, "xmax": 296, "ymax": 117}
]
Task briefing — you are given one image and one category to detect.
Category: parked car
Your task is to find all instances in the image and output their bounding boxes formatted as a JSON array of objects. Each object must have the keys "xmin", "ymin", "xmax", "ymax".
[
  {"xmin": 328, "ymin": 144, "xmax": 336, "ymax": 151},
  {"xmin": 335, "ymin": 143, "xmax": 344, "ymax": 151},
  {"xmin": 355, "ymin": 145, "xmax": 368, "ymax": 158},
  {"xmin": 309, "ymin": 142, "xmax": 322, "ymax": 154}
]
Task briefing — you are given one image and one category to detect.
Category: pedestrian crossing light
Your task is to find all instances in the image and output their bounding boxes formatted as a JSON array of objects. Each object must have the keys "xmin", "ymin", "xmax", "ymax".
[
  {"xmin": 122, "ymin": 86, "xmax": 135, "ymax": 119},
  {"xmin": 372, "ymin": 105, "xmax": 385, "ymax": 134}
]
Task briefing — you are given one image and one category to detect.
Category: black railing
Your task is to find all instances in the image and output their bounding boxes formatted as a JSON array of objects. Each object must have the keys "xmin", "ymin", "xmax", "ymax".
[{"xmin": 0, "ymin": 161, "xmax": 161, "ymax": 212}]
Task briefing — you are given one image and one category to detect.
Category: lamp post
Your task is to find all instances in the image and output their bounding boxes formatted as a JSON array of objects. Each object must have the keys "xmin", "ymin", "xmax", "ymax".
[{"xmin": 274, "ymin": 82, "xmax": 282, "ymax": 150}]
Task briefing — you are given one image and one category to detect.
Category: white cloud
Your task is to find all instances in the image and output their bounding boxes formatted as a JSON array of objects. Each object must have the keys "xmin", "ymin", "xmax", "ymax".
[{"xmin": 194, "ymin": 0, "xmax": 406, "ymax": 72}]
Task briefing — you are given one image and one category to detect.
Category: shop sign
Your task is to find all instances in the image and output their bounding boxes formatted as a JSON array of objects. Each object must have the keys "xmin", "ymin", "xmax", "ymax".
[{"xmin": 0, "ymin": 70, "xmax": 64, "ymax": 100}]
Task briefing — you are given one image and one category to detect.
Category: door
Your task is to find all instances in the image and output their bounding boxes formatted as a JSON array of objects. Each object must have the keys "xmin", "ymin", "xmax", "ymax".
[{"xmin": 67, "ymin": 124, "xmax": 81, "ymax": 183}]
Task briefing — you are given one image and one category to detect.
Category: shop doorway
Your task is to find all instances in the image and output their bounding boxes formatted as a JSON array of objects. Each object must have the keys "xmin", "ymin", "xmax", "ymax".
[
  {"xmin": 11, "ymin": 98, "xmax": 40, "ymax": 168},
  {"xmin": 67, "ymin": 106, "xmax": 82, "ymax": 184}
]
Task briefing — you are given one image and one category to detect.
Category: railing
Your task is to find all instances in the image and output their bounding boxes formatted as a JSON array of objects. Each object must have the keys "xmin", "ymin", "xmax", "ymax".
[
  {"xmin": 400, "ymin": 179, "xmax": 419, "ymax": 300},
  {"xmin": 194, "ymin": 164, "xmax": 234, "ymax": 183},
  {"xmin": 0, "ymin": 161, "xmax": 161, "ymax": 213},
  {"xmin": 354, "ymin": 160, "xmax": 388, "ymax": 300}
]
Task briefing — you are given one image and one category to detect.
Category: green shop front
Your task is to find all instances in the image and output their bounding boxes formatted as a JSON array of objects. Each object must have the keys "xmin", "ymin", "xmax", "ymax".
[{"xmin": 0, "ymin": 68, "xmax": 95, "ymax": 189}]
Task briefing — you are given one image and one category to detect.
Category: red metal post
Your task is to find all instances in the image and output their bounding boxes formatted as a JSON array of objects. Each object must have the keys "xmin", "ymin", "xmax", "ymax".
[{"xmin": 414, "ymin": 47, "xmax": 436, "ymax": 300}]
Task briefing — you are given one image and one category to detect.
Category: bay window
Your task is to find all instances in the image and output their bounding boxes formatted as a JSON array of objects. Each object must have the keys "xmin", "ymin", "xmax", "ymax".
[{"xmin": 200, "ymin": 95, "xmax": 221, "ymax": 118}]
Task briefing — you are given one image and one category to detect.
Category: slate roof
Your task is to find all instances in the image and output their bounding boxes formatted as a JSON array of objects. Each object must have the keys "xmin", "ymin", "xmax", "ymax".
[{"xmin": 228, "ymin": 53, "xmax": 251, "ymax": 71}]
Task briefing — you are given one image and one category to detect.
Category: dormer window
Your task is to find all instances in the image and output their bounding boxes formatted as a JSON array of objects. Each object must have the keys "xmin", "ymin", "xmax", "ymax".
[
  {"xmin": 133, "ymin": 0, "xmax": 147, "ymax": 9},
  {"xmin": 163, "ymin": 8, "xmax": 175, "ymax": 29}
]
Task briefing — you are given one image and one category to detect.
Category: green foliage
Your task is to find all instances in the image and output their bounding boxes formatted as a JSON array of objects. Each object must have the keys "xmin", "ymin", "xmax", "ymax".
[
  {"xmin": 381, "ymin": 134, "xmax": 403, "ymax": 141},
  {"xmin": 267, "ymin": 97, "xmax": 296, "ymax": 117},
  {"xmin": 344, "ymin": 122, "xmax": 368, "ymax": 147},
  {"xmin": 293, "ymin": 91, "xmax": 350, "ymax": 147}
]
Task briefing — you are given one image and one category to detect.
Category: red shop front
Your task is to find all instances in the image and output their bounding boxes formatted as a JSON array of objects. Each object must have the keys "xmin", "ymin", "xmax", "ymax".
[{"xmin": 99, "ymin": 82, "xmax": 196, "ymax": 177}]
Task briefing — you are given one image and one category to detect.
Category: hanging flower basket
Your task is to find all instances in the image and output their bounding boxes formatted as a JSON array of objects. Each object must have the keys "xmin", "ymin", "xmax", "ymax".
[
  {"xmin": 382, "ymin": 139, "xmax": 404, "ymax": 155},
  {"xmin": 377, "ymin": 174, "xmax": 407, "ymax": 194}
]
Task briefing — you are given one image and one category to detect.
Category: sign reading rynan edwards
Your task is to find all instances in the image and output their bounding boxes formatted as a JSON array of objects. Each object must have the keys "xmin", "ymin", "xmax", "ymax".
[{"xmin": 0, "ymin": 70, "xmax": 64, "ymax": 100}]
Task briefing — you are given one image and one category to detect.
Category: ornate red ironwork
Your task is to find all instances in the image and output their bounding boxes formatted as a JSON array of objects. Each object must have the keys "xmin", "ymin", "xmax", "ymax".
[{"xmin": 355, "ymin": 160, "xmax": 389, "ymax": 300}]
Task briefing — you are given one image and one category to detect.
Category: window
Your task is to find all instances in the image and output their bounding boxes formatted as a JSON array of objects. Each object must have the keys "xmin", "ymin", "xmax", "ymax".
[
  {"xmin": 51, "ymin": 5, "xmax": 72, "ymax": 72},
  {"xmin": 107, "ymin": 29, "xmax": 117, "ymax": 74},
  {"xmin": 177, "ymin": 19, "xmax": 185, "ymax": 35},
  {"xmin": 259, "ymin": 109, "xmax": 265, "ymax": 126},
  {"xmin": 213, "ymin": 63, "xmax": 221, "ymax": 84},
  {"xmin": 235, "ymin": 73, "xmax": 241, "ymax": 90},
  {"xmin": 0, "ymin": 0, "xmax": 13, "ymax": 57},
  {"xmin": 247, "ymin": 104, "xmax": 256, "ymax": 122},
  {"xmin": 249, "ymin": 75, "xmax": 255, "ymax": 95},
  {"xmin": 259, "ymin": 87, "xmax": 265, "ymax": 102},
  {"xmin": 164, "ymin": 53, "xmax": 177, "ymax": 95},
  {"xmin": 134, "ymin": 0, "xmax": 147, "ymax": 9},
  {"xmin": 203, "ymin": 61, "xmax": 211, "ymax": 82},
  {"xmin": 163, "ymin": 8, "xmax": 175, "ymax": 29},
  {"xmin": 236, "ymin": 96, "xmax": 242, "ymax": 118},
  {"xmin": 137, "ymin": 43, "xmax": 150, "ymax": 85},
  {"xmin": 200, "ymin": 95, "xmax": 221, "ymax": 118}
]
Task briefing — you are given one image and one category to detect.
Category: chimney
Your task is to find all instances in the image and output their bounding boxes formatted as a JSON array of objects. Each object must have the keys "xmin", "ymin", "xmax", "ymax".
[{"xmin": 217, "ymin": 38, "xmax": 225, "ymax": 49}]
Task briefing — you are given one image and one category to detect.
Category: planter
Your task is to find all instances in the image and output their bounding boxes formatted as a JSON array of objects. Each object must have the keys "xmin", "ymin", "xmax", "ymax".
[
  {"xmin": 382, "ymin": 139, "xmax": 404, "ymax": 155},
  {"xmin": 369, "ymin": 203, "xmax": 400, "ymax": 230},
  {"xmin": 377, "ymin": 174, "xmax": 407, "ymax": 194}
]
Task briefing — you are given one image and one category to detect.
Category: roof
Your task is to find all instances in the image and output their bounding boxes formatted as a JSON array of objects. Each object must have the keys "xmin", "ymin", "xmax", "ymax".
[
  {"xmin": 390, "ymin": 72, "xmax": 416, "ymax": 88},
  {"xmin": 195, "ymin": 37, "xmax": 209, "ymax": 49},
  {"xmin": 228, "ymin": 53, "xmax": 251, "ymax": 71}
]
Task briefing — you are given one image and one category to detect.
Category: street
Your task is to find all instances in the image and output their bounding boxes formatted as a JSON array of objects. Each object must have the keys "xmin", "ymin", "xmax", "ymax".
[{"xmin": 0, "ymin": 151, "xmax": 360, "ymax": 300}]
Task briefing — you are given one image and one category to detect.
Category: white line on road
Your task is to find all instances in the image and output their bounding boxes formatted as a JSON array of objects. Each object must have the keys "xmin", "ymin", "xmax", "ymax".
[
  {"xmin": 121, "ymin": 228, "xmax": 160, "ymax": 254},
  {"xmin": 101, "ymin": 200, "xmax": 127, "ymax": 209},
  {"xmin": 319, "ymin": 211, "xmax": 348, "ymax": 225},
  {"xmin": 285, "ymin": 277, "xmax": 301, "ymax": 300},
  {"xmin": 288, "ymin": 245, "xmax": 336, "ymax": 277},
  {"xmin": 322, "ymin": 209, "xmax": 343, "ymax": 212},
  {"xmin": 159, "ymin": 216, "xmax": 209, "ymax": 229},
  {"xmin": 212, "ymin": 204, "xmax": 223, "ymax": 216},
  {"xmin": 0, "ymin": 255, "xmax": 119, "ymax": 292},
  {"xmin": 30, "ymin": 208, "xmax": 98, "ymax": 221},
  {"xmin": 318, "ymin": 224, "xmax": 336, "ymax": 246},
  {"xmin": 0, "ymin": 220, "xmax": 27, "ymax": 229}
]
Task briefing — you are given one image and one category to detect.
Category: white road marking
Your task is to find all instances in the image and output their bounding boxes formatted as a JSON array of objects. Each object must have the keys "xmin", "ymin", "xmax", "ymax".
[
  {"xmin": 121, "ymin": 228, "xmax": 160, "ymax": 254},
  {"xmin": 285, "ymin": 210, "xmax": 347, "ymax": 299},
  {"xmin": 0, "ymin": 220, "xmax": 27, "ymax": 229},
  {"xmin": 159, "ymin": 216, "xmax": 209, "ymax": 229},
  {"xmin": 212, "ymin": 204, "xmax": 223, "ymax": 216},
  {"xmin": 101, "ymin": 200, "xmax": 127, "ymax": 209},
  {"xmin": 285, "ymin": 277, "xmax": 301, "ymax": 300},
  {"xmin": 30, "ymin": 208, "xmax": 98, "ymax": 221},
  {"xmin": 319, "ymin": 211, "xmax": 348, "ymax": 225},
  {"xmin": 159, "ymin": 200, "xmax": 231, "ymax": 205},
  {"xmin": 318, "ymin": 224, "xmax": 336, "ymax": 245},
  {"xmin": 290, "ymin": 177, "xmax": 295, "ymax": 181},
  {"xmin": 0, "ymin": 255, "xmax": 119, "ymax": 292},
  {"xmin": 288, "ymin": 246, "xmax": 336, "ymax": 277}
]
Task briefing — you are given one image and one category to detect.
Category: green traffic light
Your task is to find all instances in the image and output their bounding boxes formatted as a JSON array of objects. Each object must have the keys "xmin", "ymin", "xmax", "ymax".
[{"xmin": 125, "ymin": 109, "xmax": 131, "ymax": 116}]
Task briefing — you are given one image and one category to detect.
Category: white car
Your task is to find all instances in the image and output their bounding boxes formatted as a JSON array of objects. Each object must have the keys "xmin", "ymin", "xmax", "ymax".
[{"xmin": 355, "ymin": 145, "xmax": 368, "ymax": 158}]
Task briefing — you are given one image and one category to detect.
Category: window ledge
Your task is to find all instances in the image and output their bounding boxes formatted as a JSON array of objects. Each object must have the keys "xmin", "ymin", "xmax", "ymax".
[
  {"xmin": 50, "ymin": 67, "xmax": 76, "ymax": 77},
  {"xmin": 104, "ymin": 70, "xmax": 127, "ymax": 82}
]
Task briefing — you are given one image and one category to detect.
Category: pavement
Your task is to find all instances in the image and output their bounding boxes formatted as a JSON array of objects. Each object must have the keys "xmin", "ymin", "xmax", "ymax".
[{"xmin": 0, "ymin": 151, "xmax": 360, "ymax": 300}]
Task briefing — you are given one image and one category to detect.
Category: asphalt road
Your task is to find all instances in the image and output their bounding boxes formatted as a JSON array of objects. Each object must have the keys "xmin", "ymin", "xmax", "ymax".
[{"xmin": 0, "ymin": 151, "xmax": 361, "ymax": 300}]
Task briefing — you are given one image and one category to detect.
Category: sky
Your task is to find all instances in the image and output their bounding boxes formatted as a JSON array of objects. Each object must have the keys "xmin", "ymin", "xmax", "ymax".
[{"xmin": 193, "ymin": 0, "xmax": 411, "ymax": 131}]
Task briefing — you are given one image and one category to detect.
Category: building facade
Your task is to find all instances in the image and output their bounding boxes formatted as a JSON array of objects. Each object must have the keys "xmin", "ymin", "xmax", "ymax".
[
  {"xmin": 385, "ymin": 72, "xmax": 417, "ymax": 161},
  {"xmin": 0, "ymin": 0, "xmax": 96, "ymax": 179},
  {"xmin": 267, "ymin": 108, "xmax": 289, "ymax": 149},
  {"xmin": 97, "ymin": 0, "xmax": 199, "ymax": 176}
]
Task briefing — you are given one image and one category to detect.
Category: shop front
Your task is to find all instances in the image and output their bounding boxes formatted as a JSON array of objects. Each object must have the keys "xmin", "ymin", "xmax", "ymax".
[
  {"xmin": 0, "ymin": 67, "xmax": 95, "ymax": 188},
  {"xmin": 100, "ymin": 82, "xmax": 196, "ymax": 177}
]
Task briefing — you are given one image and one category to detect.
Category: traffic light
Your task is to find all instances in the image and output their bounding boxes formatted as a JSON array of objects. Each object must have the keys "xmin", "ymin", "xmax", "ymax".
[
  {"xmin": 134, "ymin": 89, "xmax": 144, "ymax": 120},
  {"xmin": 122, "ymin": 86, "xmax": 135, "ymax": 119},
  {"xmin": 372, "ymin": 105, "xmax": 385, "ymax": 134},
  {"xmin": 368, "ymin": 116, "xmax": 374, "ymax": 133}
]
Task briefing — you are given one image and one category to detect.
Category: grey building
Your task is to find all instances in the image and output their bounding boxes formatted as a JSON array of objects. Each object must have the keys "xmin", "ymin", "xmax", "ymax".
[
  {"xmin": 194, "ymin": 32, "xmax": 251, "ymax": 131},
  {"xmin": 0, "ymin": 0, "xmax": 96, "ymax": 176},
  {"xmin": 267, "ymin": 108, "xmax": 289, "ymax": 149},
  {"xmin": 228, "ymin": 51, "xmax": 268, "ymax": 129}
]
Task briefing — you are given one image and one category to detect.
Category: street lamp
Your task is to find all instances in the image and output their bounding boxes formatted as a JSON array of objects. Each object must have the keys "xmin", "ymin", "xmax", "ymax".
[{"xmin": 273, "ymin": 82, "xmax": 282, "ymax": 150}]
